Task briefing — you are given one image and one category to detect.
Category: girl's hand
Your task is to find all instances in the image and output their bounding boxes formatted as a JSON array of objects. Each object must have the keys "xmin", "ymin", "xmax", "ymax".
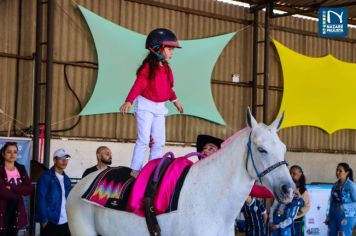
[
  {"xmin": 130, "ymin": 170, "xmax": 140, "ymax": 178},
  {"xmin": 173, "ymin": 101, "xmax": 184, "ymax": 113},
  {"xmin": 149, "ymin": 135, "xmax": 155, "ymax": 148},
  {"xmin": 262, "ymin": 213, "xmax": 268, "ymax": 223},
  {"xmin": 294, "ymin": 189, "xmax": 302, "ymax": 198},
  {"xmin": 120, "ymin": 102, "xmax": 132, "ymax": 113},
  {"xmin": 270, "ymin": 224, "xmax": 278, "ymax": 230}
]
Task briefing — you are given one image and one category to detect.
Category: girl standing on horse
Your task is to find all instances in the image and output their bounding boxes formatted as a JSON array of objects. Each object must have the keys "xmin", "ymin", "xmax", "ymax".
[{"xmin": 120, "ymin": 28, "xmax": 183, "ymax": 178}]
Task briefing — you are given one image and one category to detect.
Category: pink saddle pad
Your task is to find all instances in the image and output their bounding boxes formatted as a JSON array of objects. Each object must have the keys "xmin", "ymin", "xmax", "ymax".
[{"xmin": 127, "ymin": 157, "xmax": 193, "ymax": 216}]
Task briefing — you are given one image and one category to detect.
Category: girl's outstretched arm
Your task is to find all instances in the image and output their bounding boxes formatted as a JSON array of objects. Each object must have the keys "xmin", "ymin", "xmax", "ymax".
[
  {"xmin": 173, "ymin": 100, "xmax": 184, "ymax": 113},
  {"xmin": 120, "ymin": 101, "xmax": 132, "ymax": 113}
]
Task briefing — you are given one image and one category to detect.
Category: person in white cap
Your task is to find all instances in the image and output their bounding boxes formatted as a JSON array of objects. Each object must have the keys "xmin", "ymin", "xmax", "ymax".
[{"xmin": 35, "ymin": 148, "xmax": 71, "ymax": 236}]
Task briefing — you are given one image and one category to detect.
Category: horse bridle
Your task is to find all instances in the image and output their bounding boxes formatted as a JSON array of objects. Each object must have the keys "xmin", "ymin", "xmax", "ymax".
[{"xmin": 245, "ymin": 132, "xmax": 288, "ymax": 182}]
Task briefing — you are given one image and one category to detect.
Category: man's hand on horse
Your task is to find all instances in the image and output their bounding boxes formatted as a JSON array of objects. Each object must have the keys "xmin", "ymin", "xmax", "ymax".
[{"xmin": 149, "ymin": 135, "xmax": 155, "ymax": 148}]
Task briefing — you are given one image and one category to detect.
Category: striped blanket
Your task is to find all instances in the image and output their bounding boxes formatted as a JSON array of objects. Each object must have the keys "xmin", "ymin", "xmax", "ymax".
[{"xmin": 81, "ymin": 166, "xmax": 135, "ymax": 210}]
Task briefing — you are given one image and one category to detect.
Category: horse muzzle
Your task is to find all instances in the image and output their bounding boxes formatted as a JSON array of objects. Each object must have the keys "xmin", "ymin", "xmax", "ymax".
[{"xmin": 274, "ymin": 182, "xmax": 295, "ymax": 204}]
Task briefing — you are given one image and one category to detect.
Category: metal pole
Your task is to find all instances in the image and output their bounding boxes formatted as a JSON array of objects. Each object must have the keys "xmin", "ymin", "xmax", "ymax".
[
  {"xmin": 32, "ymin": 0, "xmax": 43, "ymax": 163},
  {"xmin": 263, "ymin": 2, "xmax": 271, "ymax": 123},
  {"xmin": 30, "ymin": 2, "xmax": 43, "ymax": 234},
  {"xmin": 252, "ymin": 11, "xmax": 258, "ymax": 117},
  {"xmin": 13, "ymin": 0, "xmax": 23, "ymax": 136},
  {"xmin": 44, "ymin": 0, "xmax": 55, "ymax": 167}
]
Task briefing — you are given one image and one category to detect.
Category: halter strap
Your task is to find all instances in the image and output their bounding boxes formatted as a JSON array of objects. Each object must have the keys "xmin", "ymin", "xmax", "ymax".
[
  {"xmin": 259, "ymin": 160, "xmax": 289, "ymax": 178},
  {"xmin": 245, "ymin": 132, "xmax": 288, "ymax": 182}
]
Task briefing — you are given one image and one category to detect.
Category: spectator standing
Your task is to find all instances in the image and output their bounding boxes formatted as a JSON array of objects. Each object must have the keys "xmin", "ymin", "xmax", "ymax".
[
  {"xmin": 36, "ymin": 148, "xmax": 72, "ymax": 236},
  {"xmin": 289, "ymin": 165, "xmax": 310, "ymax": 236},
  {"xmin": 241, "ymin": 195, "xmax": 268, "ymax": 236},
  {"xmin": 0, "ymin": 142, "xmax": 32, "ymax": 236},
  {"xmin": 82, "ymin": 146, "xmax": 112, "ymax": 178},
  {"xmin": 325, "ymin": 162, "xmax": 356, "ymax": 236},
  {"xmin": 269, "ymin": 193, "xmax": 304, "ymax": 236}
]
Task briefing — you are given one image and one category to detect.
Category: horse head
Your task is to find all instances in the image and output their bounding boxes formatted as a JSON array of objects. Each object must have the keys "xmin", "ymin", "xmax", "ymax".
[{"xmin": 246, "ymin": 108, "xmax": 295, "ymax": 204}]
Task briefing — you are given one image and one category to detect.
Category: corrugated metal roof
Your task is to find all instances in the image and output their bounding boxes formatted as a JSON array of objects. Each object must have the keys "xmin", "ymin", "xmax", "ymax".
[{"xmin": 239, "ymin": 0, "xmax": 356, "ymax": 23}]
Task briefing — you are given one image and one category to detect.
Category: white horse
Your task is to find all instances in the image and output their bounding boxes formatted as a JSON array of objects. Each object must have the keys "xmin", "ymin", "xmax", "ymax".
[{"xmin": 67, "ymin": 110, "xmax": 295, "ymax": 236}]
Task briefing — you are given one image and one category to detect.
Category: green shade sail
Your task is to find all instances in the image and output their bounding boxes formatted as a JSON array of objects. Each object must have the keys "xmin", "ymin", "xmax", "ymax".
[{"xmin": 78, "ymin": 5, "xmax": 236, "ymax": 125}]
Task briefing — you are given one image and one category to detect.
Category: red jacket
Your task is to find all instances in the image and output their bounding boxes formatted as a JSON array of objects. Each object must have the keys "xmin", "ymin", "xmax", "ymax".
[
  {"xmin": 125, "ymin": 63, "xmax": 177, "ymax": 103},
  {"xmin": 0, "ymin": 163, "xmax": 33, "ymax": 230}
]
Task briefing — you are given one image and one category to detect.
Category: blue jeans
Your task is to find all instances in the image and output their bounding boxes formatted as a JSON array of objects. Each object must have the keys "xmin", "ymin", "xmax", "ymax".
[{"xmin": 328, "ymin": 206, "xmax": 356, "ymax": 236}]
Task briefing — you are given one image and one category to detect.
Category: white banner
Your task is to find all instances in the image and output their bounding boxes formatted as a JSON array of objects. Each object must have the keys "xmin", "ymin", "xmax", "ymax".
[{"xmin": 304, "ymin": 184, "xmax": 332, "ymax": 236}]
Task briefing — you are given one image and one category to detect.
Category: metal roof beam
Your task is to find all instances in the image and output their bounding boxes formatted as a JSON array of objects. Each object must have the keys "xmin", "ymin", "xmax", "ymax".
[
  {"xmin": 329, "ymin": 1, "xmax": 356, "ymax": 8},
  {"xmin": 271, "ymin": 0, "xmax": 328, "ymax": 18},
  {"xmin": 249, "ymin": 0, "xmax": 276, "ymax": 12}
]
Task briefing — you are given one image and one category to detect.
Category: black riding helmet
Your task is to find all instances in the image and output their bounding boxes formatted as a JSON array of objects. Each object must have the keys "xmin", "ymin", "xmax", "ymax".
[{"xmin": 146, "ymin": 28, "xmax": 181, "ymax": 54}]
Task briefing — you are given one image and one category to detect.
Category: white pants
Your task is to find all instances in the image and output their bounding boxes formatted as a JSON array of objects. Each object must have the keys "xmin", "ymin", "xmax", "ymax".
[{"xmin": 130, "ymin": 96, "xmax": 168, "ymax": 170}]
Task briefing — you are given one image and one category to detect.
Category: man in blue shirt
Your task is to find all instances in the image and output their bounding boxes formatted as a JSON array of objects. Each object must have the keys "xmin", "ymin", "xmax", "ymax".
[{"xmin": 35, "ymin": 149, "xmax": 72, "ymax": 236}]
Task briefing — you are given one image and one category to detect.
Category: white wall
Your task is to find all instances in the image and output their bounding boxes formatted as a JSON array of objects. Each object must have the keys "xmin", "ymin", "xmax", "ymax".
[
  {"xmin": 50, "ymin": 139, "xmax": 195, "ymax": 178},
  {"xmin": 286, "ymin": 152, "xmax": 356, "ymax": 184},
  {"xmin": 49, "ymin": 139, "xmax": 356, "ymax": 183}
]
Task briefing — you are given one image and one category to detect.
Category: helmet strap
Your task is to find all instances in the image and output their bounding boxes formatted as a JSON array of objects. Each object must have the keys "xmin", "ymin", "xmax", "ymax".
[{"xmin": 149, "ymin": 47, "xmax": 165, "ymax": 62}]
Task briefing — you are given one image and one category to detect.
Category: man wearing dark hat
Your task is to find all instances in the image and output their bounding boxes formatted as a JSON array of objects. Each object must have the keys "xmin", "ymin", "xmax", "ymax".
[
  {"xmin": 35, "ymin": 148, "xmax": 72, "ymax": 236},
  {"xmin": 196, "ymin": 134, "xmax": 224, "ymax": 159},
  {"xmin": 196, "ymin": 134, "xmax": 273, "ymax": 199}
]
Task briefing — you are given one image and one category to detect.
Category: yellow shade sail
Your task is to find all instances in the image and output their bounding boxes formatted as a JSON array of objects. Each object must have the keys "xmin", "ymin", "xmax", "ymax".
[{"xmin": 274, "ymin": 39, "xmax": 356, "ymax": 134}]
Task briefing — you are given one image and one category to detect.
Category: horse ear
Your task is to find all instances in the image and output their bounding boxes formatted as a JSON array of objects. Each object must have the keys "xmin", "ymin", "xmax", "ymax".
[
  {"xmin": 247, "ymin": 107, "xmax": 258, "ymax": 129},
  {"xmin": 270, "ymin": 112, "xmax": 285, "ymax": 132}
]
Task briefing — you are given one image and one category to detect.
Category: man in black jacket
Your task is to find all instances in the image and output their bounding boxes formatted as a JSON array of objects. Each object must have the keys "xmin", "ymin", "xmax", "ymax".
[{"xmin": 82, "ymin": 146, "xmax": 112, "ymax": 178}]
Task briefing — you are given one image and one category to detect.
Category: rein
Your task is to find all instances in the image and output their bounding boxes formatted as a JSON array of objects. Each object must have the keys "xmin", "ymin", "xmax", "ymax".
[{"xmin": 245, "ymin": 132, "xmax": 288, "ymax": 182}]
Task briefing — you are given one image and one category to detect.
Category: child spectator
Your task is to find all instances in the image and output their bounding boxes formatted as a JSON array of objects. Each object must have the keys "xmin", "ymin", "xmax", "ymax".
[
  {"xmin": 241, "ymin": 195, "xmax": 268, "ymax": 236},
  {"xmin": 269, "ymin": 193, "xmax": 304, "ymax": 236}
]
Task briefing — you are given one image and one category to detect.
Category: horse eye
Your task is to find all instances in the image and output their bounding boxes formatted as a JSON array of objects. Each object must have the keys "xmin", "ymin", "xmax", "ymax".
[{"xmin": 257, "ymin": 147, "xmax": 267, "ymax": 154}]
